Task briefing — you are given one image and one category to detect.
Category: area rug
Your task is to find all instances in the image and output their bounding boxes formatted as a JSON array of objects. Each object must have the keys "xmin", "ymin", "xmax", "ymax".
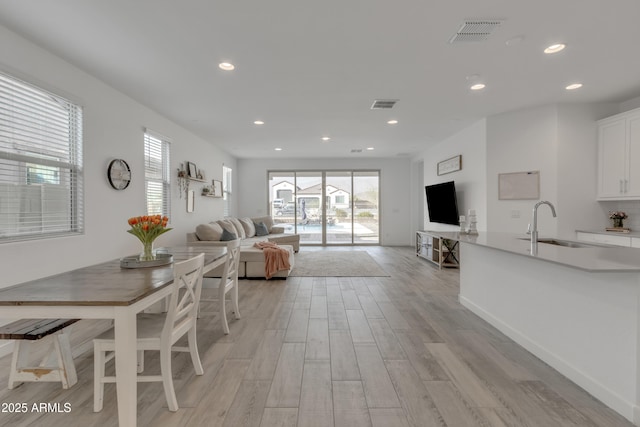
[{"xmin": 290, "ymin": 251, "xmax": 389, "ymax": 277}]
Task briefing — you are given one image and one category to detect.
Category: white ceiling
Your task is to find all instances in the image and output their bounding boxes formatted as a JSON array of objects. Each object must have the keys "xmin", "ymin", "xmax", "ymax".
[{"xmin": 1, "ymin": 0, "xmax": 639, "ymax": 159}]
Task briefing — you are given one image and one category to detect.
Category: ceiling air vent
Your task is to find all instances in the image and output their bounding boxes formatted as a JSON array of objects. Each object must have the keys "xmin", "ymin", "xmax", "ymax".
[
  {"xmin": 371, "ymin": 99, "xmax": 398, "ymax": 109},
  {"xmin": 449, "ymin": 20, "xmax": 503, "ymax": 43},
  {"xmin": 351, "ymin": 149, "xmax": 363, "ymax": 153}
]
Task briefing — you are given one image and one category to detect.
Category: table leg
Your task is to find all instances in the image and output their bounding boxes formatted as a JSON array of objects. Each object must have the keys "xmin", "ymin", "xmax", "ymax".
[{"xmin": 114, "ymin": 307, "xmax": 137, "ymax": 426}]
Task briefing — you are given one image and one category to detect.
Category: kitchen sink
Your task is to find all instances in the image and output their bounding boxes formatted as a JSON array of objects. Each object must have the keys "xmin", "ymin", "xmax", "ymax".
[{"xmin": 518, "ymin": 238, "xmax": 607, "ymax": 248}]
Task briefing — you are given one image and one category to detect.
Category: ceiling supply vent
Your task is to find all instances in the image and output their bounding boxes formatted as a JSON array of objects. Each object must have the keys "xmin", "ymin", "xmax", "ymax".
[
  {"xmin": 449, "ymin": 20, "xmax": 503, "ymax": 43},
  {"xmin": 371, "ymin": 99, "xmax": 398, "ymax": 109},
  {"xmin": 351, "ymin": 149, "xmax": 363, "ymax": 153}
]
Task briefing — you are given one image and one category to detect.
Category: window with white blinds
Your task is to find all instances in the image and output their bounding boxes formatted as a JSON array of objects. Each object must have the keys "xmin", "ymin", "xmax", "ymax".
[
  {"xmin": 223, "ymin": 165, "xmax": 232, "ymax": 217},
  {"xmin": 0, "ymin": 71, "xmax": 84, "ymax": 243},
  {"xmin": 144, "ymin": 130, "xmax": 170, "ymax": 218}
]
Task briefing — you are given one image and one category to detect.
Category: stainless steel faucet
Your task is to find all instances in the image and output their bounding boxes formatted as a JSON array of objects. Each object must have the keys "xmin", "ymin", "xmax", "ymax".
[{"xmin": 530, "ymin": 201, "xmax": 557, "ymax": 255}]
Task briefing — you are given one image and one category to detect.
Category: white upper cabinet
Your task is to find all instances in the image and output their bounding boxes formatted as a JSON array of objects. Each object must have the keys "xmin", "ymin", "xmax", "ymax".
[{"xmin": 597, "ymin": 108, "xmax": 640, "ymax": 199}]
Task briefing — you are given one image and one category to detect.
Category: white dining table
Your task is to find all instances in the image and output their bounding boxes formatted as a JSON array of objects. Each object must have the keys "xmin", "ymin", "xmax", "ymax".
[{"xmin": 0, "ymin": 245, "xmax": 227, "ymax": 427}]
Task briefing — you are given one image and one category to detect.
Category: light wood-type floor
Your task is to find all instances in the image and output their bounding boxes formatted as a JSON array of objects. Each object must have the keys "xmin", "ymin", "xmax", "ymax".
[{"xmin": 0, "ymin": 246, "xmax": 633, "ymax": 427}]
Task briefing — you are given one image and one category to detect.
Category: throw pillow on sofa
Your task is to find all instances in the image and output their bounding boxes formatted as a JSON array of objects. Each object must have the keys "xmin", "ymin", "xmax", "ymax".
[
  {"xmin": 251, "ymin": 215, "xmax": 274, "ymax": 233},
  {"xmin": 220, "ymin": 228, "xmax": 237, "ymax": 241},
  {"xmin": 196, "ymin": 222, "xmax": 223, "ymax": 241},
  {"xmin": 217, "ymin": 219, "xmax": 237, "ymax": 236},
  {"xmin": 239, "ymin": 217, "xmax": 256, "ymax": 238},
  {"xmin": 226, "ymin": 217, "xmax": 246, "ymax": 239},
  {"xmin": 254, "ymin": 222, "xmax": 269, "ymax": 236}
]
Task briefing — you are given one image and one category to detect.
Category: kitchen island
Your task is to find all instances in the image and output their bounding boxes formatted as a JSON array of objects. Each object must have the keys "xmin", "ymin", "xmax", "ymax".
[{"xmin": 454, "ymin": 232, "xmax": 640, "ymax": 425}]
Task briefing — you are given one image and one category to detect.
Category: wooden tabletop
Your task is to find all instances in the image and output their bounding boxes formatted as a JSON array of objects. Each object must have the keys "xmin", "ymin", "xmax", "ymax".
[{"xmin": 0, "ymin": 246, "xmax": 226, "ymax": 307}]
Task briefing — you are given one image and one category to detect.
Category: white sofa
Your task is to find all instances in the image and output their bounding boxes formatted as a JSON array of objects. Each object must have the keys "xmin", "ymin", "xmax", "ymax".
[{"xmin": 186, "ymin": 216, "xmax": 300, "ymax": 279}]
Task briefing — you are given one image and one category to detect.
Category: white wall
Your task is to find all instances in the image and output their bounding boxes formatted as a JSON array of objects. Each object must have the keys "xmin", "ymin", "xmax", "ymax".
[
  {"xmin": 487, "ymin": 105, "xmax": 559, "ymax": 235},
  {"xmin": 236, "ymin": 157, "xmax": 412, "ymax": 246},
  {"xmin": 0, "ymin": 24, "xmax": 236, "ymax": 287},
  {"xmin": 417, "ymin": 119, "xmax": 488, "ymax": 232},
  {"xmin": 410, "ymin": 159, "xmax": 424, "ymax": 243},
  {"xmin": 556, "ymin": 104, "xmax": 616, "ymax": 238},
  {"xmin": 486, "ymin": 103, "xmax": 620, "ymax": 237},
  {"xmin": 417, "ymin": 102, "xmax": 620, "ymax": 238}
]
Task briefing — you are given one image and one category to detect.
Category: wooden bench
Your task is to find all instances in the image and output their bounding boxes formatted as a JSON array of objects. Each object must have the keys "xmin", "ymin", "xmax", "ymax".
[{"xmin": 0, "ymin": 319, "xmax": 79, "ymax": 389}]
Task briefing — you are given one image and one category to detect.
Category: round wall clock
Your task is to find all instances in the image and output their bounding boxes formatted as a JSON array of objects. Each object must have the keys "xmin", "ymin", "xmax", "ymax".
[{"xmin": 107, "ymin": 158, "xmax": 131, "ymax": 190}]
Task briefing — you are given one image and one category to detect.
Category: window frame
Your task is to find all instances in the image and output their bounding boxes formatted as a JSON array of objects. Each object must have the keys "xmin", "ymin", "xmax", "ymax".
[
  {"xmin": 0, "ymin": 70, "xmax": 84, "ymax": 243},
  {"xmin": 143, "ymin": 129, "xmax": 171, "ymax": 218}
]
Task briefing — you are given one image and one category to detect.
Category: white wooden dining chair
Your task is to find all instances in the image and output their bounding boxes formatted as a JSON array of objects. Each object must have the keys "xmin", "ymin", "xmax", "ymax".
[
  {"xmin": 93, "ymin": 253, "xmax": 205, "ymax": 412},
  {"xmin": 199, "ymin": 239, "xmax": 241, "ymax": 334}
]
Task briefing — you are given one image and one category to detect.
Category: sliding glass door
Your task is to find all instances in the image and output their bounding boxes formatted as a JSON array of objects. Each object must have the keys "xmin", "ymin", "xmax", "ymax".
[
  {"xmin": 268, "ymin": 170, "xmax": 379, "ymax": 245},
  {"xmin": 353, "ymin": 171, "xmax": 379, "ymax": 244},
  {"xmin": 326, "ymin": 171, "xmax": 353, "ymax": 244},
  {"xmin": 295, "ymin": 171, "xmax": 323, "ymax": 244}
]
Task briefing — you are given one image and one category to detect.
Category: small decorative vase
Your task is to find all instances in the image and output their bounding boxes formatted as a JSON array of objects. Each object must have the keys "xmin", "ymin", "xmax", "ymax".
[
  {"xmin": 140, "ymin": 240, "xmax": 155, "ymax": 261},
  {"xmin": 612, "ymin": 218, "xmax": 624, "ymax": 228}
]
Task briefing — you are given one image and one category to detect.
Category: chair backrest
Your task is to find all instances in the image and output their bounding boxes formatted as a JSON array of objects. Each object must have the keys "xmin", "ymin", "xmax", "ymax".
[
  {"xmin": 220, "ymin": 239, "xmax": 241, "ymax": 287},
  {"xmin": 163, "ymin": 253, "xmax": 205, "ymax": 344}
]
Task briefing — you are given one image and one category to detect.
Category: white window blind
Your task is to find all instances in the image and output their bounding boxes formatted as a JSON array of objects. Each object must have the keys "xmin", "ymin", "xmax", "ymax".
[
  {"xmin": 223, "ymin": 165, "xmax": 232, "ymax": 217},
  {"xmin": 0, "ymin": 71, "xmax": 84, "ymax": 242},
  {"xmin": 144, "ymin": 130, "xmax": 170, "ymax": 217}
]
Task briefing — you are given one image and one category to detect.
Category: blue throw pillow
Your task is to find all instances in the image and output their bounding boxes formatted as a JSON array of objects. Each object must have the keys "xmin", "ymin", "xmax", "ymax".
[
  {"xmin": 220, "ymin": 228, "xmax": 237, "ymax": 241},
  {"xmin": 254, "ymin": 222, "xmax": 269, "ymax": 236}
]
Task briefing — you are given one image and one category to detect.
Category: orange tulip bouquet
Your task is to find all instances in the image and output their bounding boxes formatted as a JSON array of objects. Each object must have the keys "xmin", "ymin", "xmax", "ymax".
[{"xmin": 127, "ymin": 215, "xmax": 172, "ymax": 260}]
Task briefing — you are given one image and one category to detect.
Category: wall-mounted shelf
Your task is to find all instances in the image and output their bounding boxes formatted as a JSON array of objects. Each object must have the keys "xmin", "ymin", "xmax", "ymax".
[
  {"xmin": 177, "ymin": 172, "xmax": 207, "ymax": 199},
  {"xmin": 187, "ymin": 177, "xmax": 207, "ymax": 183}
]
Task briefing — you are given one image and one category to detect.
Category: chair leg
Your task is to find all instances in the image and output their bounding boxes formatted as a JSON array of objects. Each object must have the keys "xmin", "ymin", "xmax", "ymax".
[
  {"xmin": 160, "ymin": 345, "xmax": 178, "ymax": 411},
  {"xmin": 232, "ymin": 280, "xmax": 241, "ymax": 320},
  {"xmin": 187, "ymin": 327, "xmax": 204, "ymax": 375},
  {"xmin": 93, "ymin": 344, "xmax": 106, "ymax": 412},
  {"xmin": 220, "ymin": 291, "xmax": 229, "ymax": 335}
]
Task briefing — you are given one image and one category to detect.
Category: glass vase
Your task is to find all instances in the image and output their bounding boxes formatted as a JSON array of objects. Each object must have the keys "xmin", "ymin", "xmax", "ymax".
[
  {"xmin": 612, "ymin": 218, "xmax": 624, "ymax": 228},
  {"xmin": 140, "ymin": 240, "xmax": 155, "ymax": 261}
]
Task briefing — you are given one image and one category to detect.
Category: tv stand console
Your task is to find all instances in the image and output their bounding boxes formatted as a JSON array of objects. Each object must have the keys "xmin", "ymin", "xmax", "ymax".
[{"xmin": 416, "ymin": 230, "xmax": 460, "ymax": 269}]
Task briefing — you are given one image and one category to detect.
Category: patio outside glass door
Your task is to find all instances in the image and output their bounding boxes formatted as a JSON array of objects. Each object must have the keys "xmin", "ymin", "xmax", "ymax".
[
  {"xmin": 353, "ymin": 171, "xmax": 379, "ymax": 244},
  {"xmin": 268, "ymin": 170, "xmax": 379, "ymax": 245},
  {"xmin": 326, "ymin": 171, "xmax": 353, "ymax": 244},
  {"xmin": 295, "ymin": 171, "xmax": 323, "ymax": 244}
]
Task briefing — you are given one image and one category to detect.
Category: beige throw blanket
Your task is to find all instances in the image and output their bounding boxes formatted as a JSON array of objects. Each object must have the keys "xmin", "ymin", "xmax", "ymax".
[{"xmin": 253, "ymin": 241, "xmax": 291, "ymax": 279}]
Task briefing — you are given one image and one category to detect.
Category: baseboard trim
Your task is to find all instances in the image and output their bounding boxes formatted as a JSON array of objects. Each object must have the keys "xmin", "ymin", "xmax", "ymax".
[{"xmin": 459, "ymin": 295, "xmax": 635, "ymax": 424}]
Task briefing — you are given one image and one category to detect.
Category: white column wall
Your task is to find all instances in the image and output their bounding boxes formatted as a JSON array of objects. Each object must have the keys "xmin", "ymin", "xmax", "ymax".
[{"xmin": 416, "ymin": 119, "xmax": 488, "ymax": 232}]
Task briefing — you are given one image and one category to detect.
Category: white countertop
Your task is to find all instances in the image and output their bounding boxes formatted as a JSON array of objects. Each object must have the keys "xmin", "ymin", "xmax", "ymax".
[
  {"xmin": 433, "ymin": 231, "xmax": 640, "ymax": 272},
  {"xmin": 576, "ymin": 229, "xmax": 640, "ymax": 238}
]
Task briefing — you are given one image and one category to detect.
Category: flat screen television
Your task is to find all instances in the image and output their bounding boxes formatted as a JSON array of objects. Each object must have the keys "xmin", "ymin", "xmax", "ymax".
[{"xmin": 425, "ymin": 181, "xmax": 460, "ymax": 225}]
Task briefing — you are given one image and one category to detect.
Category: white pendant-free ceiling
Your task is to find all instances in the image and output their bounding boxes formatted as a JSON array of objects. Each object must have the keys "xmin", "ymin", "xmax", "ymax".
[{"xmin": 0, "ymin": 0, "xmax": 639, "ymax": 159}]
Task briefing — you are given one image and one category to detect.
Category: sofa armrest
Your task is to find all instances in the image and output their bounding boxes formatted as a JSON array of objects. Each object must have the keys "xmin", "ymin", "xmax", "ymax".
[{"xmin": 271, "ymin": 226, "xmax": 285, "ymax": 234}]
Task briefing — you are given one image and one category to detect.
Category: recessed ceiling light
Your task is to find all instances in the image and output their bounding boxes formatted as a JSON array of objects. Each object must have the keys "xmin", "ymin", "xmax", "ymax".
[
  {"xmin": 470, "ymin": 83, "xmax": 486, "ymax": 91},
  {"xmin": 274, "ymin": 147, "xmax": 282, "ymax": 151},
  {"xmin": 366, "ymin": 147, "xmax": 375, "ymax": 151},
  {"xmin": 321, "ymin": 137, "xmax": 331, "ymax": 141},
  {"xmin": 565, "ymin": 83, "xmax": 583, "ymax": 90},
  {"xmin": 218, "ymin": 62, "xmax": 235, "ymax": 71},
  {"xmin": 544, "ymin": 43, "xmax": 566, "ymax": 54},
  {"xmin": 387, "ymin": 119, "xmax": 398, "ymax": 125},
  {"xmin": 254, "ymin": 120, "xmax": 264, "ymax": 125}
]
